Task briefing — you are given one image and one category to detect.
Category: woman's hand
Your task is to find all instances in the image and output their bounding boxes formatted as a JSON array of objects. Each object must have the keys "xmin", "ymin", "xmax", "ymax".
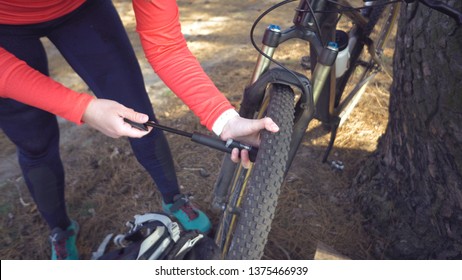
[
  {"xmin": 220, "ymin": 116, "xmax": 279, "ymax": 168},
  {"xmin": 82, "ymin": 98, "xmax": 151, "ymax": 138}
]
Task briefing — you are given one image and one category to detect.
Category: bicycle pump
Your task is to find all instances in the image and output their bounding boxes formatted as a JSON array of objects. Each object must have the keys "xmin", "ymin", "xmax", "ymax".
[{"xmin": 124, "ymin": 118, "xmax": 258, "ymax": 162}]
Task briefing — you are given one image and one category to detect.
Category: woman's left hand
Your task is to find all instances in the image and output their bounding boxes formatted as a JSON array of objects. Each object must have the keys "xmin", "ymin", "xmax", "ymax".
[{"xmin": 220, "ymin": 116, "xmax": 279, "ymax": 168}]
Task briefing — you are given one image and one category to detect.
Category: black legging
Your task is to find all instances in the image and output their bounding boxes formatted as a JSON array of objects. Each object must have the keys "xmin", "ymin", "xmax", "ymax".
[{"xmin": 0, "ymin": 0, "xmax": 180, "ymax": 230}]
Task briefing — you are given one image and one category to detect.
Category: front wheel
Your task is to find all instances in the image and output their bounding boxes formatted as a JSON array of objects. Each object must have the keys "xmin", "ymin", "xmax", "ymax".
[{"xmin": 214, "ymin": 83, "xmax": 295, "ymax": 259}]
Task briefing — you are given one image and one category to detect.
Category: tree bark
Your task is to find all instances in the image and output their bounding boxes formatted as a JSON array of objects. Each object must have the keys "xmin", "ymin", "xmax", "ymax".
[{"xmin": 354, "ymin": 0, "xmax": 462, "ymax": 259}]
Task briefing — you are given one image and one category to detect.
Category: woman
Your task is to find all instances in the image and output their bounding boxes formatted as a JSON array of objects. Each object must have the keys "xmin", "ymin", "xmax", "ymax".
[{"xmin": 0, "ymin": 0, "xmax": 278, "ymax": 259}]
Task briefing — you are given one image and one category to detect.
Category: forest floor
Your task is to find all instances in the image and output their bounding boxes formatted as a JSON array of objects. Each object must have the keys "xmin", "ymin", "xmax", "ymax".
[{"xmin": 0, "ymin": 0, "xmax": 393, "ymax": 259}]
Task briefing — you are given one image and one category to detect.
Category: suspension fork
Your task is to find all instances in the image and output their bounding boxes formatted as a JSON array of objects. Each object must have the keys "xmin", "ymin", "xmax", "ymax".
[
  {"xmin": 212, "ymin": 19, "xmax": 338, "ymax": 210},
  {"xmin": 242, "ymin": 21, "xmax": 337, "ymax": 118},
  {"xmin": 241, "ymin": 23, "xmax": 333, "ymax": 172},
  {"xmin": 243, "ymin": 23, "xmax": 340, "ymax": 173}
]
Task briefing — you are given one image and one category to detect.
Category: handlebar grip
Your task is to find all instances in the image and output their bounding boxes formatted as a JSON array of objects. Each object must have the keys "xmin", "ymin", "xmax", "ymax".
[{"xmin": 191, "ymin": 133, "xmax": 258, "ymax": 162}]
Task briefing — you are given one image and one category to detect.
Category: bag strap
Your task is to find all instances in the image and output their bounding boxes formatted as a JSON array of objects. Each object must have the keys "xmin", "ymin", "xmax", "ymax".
[
  {"xmin": 164, "ymin": 231, "xmax": 204, "ymax": 260},
  {"xmin": 132, "ymin": 213, "xmax": 181, "ymax": 243},
  {"xmin": 137, "ymin": 225, "xmax": 173, "ymax": 260}
]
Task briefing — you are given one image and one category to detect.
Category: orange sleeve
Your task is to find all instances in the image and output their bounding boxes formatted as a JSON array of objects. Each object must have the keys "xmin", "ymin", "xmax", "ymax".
[
  {"xmin": 0, "ymin": 47, "xmax": 94, "ymax": 124},
  {"xmin": 132, "ymin": 0, "xmax": 235, "ymax": 131}
]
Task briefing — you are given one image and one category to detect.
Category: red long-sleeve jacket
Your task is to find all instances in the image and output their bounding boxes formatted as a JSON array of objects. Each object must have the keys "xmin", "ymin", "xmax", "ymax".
[{"xmin": 0, "ymin": 0, "xmax": 235, "ymax": 132}]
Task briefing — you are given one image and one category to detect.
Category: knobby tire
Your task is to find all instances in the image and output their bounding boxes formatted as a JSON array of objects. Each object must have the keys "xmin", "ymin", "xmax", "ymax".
[{"xmin": 225, "ymin": 84, "xmax": 295, "ymax": 260}]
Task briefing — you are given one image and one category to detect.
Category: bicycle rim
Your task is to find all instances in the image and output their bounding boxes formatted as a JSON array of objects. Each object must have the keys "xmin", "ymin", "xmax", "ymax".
[{"xmin": 215, "ymin": 84, "xmax": 295, "ymax": 259}]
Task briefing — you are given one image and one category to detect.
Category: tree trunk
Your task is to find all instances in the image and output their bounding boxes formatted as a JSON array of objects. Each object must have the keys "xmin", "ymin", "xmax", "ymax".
[{"xmin": 354, "ymin": 0, "xmax": 462, "ymax": 259}]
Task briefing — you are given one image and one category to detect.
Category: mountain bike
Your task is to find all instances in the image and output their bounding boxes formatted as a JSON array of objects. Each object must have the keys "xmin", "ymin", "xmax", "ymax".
[{"xmin": 211, "ymin": 0, "xmax": 462, "ymax": 259}]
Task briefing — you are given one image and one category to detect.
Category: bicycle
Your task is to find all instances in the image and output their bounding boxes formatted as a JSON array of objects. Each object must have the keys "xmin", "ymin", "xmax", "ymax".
[{"xmin": 210, "ymin": 0, "xmax": 462, "ymax": 259}]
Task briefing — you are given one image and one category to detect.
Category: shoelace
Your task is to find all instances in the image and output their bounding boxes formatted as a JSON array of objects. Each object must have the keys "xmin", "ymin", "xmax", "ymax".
[
  {"xmin": 50, "ymin": 229, "xmax": 74, "ymax": 260},
  {"xmin": 180, "ymin": 200, "xmax": 199, "ymax": 221},
  {"xmin": 53, "ymin": 239, "xmax": 68, "ymax": 260}
]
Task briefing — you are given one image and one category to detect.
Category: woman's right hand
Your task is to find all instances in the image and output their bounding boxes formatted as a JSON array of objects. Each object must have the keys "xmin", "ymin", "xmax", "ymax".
[{"xmin": 82, "ymin": 98, "xmax": 151, "ymax": 138}]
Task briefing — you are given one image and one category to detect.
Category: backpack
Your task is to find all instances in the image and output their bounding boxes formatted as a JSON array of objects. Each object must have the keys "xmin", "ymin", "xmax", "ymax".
[{"xmin": 92, "ymin": 212, "xmax": 221, "ymax": 260}]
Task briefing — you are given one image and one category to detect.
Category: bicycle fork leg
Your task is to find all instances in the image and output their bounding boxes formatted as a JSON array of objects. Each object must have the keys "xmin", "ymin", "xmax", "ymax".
[{"xmin": 212, "ymin": 25, "xmax": 282, "ymax": 211}]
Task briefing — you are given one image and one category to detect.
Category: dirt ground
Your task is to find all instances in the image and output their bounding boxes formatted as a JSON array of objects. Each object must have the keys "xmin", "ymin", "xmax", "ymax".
[{"xmin": 0, "ymin": 0, "xmax": 392, "ymax": 260}]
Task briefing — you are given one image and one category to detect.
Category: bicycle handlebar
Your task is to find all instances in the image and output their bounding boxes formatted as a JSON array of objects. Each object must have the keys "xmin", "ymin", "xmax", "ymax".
[{"xmin": 404, "ymin": 0, "xmax": 462, "ymax": 25}]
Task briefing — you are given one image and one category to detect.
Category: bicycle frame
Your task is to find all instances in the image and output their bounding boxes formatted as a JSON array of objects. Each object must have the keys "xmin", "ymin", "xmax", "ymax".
[
  {"xmin": 247, "ymin": 0, "xmax": 390, "ymax": 162},
  {"xmin": 214, "ymin": 0, "xmax": 372, "ymax": 196},
  {"xmin": 214, "ymin": 0, "xmax": 356, "ymax": 207}
]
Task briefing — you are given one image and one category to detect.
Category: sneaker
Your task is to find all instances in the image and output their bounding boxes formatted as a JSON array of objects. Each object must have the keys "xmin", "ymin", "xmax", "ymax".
[
  {"xmin": 162, "ymin": 194, "xmax": 211, "ymax": 234},
  {"xmin": 49, "ymin": 220, "xmax": 79, "ymax": 260}
]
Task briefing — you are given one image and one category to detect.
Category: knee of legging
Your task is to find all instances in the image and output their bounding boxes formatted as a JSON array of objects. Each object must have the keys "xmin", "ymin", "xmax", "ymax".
[
  {"xmin": 1, "ymin": 106, "xmax": 60, "ymax": 160},
  {"xmin": 17, "ymin": 132, "xmax": 60, "ymax": 162}
]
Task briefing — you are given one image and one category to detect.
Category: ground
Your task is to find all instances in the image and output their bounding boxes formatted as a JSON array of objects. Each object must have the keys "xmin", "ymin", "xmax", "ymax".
[{"xmin": 0, "ymin": 0, "xmax": 392, "ymax": 259}]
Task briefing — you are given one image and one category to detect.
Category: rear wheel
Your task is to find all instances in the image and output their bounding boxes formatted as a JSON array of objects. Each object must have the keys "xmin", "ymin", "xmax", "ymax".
[{"xmin": 214, "ymin": 84, "xmax": 295, "ymax": 259}]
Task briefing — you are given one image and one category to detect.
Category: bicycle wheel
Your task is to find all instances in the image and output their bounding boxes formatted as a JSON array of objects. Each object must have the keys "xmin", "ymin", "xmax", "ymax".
[
  {"xmin": 334, "ymin": 1, "xmax": 400, "ymax": 126},
  {"xmin": 215, "ymin": 83, "xmax": 295, "ymax": 260}
]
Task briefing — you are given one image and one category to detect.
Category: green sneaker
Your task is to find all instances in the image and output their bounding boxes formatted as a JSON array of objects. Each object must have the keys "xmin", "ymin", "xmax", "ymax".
[
  {"xmin": 162, "ymin": 194, "xmax": 211, "ymax": 234},
  {"xmin": 49, "ymin": 220, "xmax": 79, "ymax": 260}
]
